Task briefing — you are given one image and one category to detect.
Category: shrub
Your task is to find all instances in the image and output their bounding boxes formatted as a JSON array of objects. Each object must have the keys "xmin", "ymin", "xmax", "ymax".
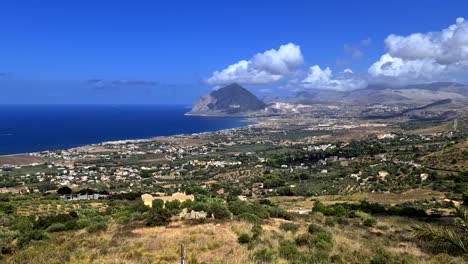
[
  {"xmin": 355, "ymin": 211, "xmax": 378, "ymax": 227},
  {"xmin": 209, "ymin": 203, "xmax": 231, "ymax": 220},
  {"xmin": 87, "ymin": 222, "xmax": 108, "ymax": 233},
  {"xmin": 0, "ymin": 229, "xmax": 17, "ymax": 254},
  {"xmin": 278, "ymin": 240, "xmax": 300, "ymax": 260},
  {"xmin": 308, "ymin": 223, "xmax": 326, "ymax": 234},
  {"xmin": 370, "ymin": 248, "xmax": 413, "ymax": 264},
  {"xmin": 363, "ymin": 217, "xmax": 378, "ymax": 227},
  {"xmin": 146, "ymin": 207, "xmax": 172, "ymax": 226},
  {"xmin": 57, "ymin": 186, "xmax": 72, "ymax": 195},
  {"xmin": 151, "ymin": 199, "xmax": 164, "ymax": 209},
  {"xmin": 306, "ymin": 250, "xmax": 330, "ymax": 263},
  {"xmin": 354, "ymin": 210, "xmax": 371, "ymax": 219},
  {"xmin": 0, "ymin": 214, "xmax": 14, "ymax": 227},
  {"xmin": 313, "ymin": 231, "xmax": 333, "ymax": 250},
  {"xmin": 190, "ymin": 202, "xmax": 209, "ymax": 213},
  {"xmin": 296, "ymin": 226, "xmax": 333, "ymax": 250},
  {"xmin": 268, "ymin": 206, "xmax": 292, "ymax": 220},
  {"xmin": 279, "ymin": 223, "xmax": 299, "ymax": 233},
  {"xmin": 238, "ymin": 233, "xmax": 251, "ymax": 244},
  {"xmin": 16, "ymin": 230, "xmax": 47, "ymax": 249},
  {"xmin": 0, "ymin": 203, "xmax": 15, "ymax": 215},
  {"xmin": 276, "ymin": 186, "xmax": 295, "ymax": 196},
  {"xmin": 76, "ymin": 218, "xmax": 92, "ymax": 229},
  {"xmin": 165, "ymin": 199, "xmax": 181, "ymax": 213},
  {"xmin": 258, "ymin": 199, "xmax": 273, "ymax": 206},
  {"xmin": 34, "ymin": 213, "xmax": 75, "ymax": 230},
  {"xmin": 64, "ymin": 220, "xmax": 78, "ymax": 230},
  {"xmin": 252, "ymin": 224, "xmax": 263, "ymax": 238},
  {"xmin": 46, "ymin": 223, "xmax": 65, "ymax": 232},
  {"xmin": 325, "ymin": 217, "xmax": 336, "ymax": 227},
  {"xmin": 237, "ymin": 213, "xmax": 261, "ymax": 224},
  {"xmin": 228, "ymin": 200, "xmax": 269, "ymax": 219},
  {"xmin": 252, "ymin": 247, "xmax": 275, "ymax": 263},
  {"xmin": 180, "ymin": 199, "xmax": 194, "ymax": 209}
]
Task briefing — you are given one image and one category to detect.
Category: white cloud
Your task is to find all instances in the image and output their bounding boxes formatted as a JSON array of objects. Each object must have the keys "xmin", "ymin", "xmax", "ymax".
[
  {"xmin": 301, "ymin": 65, "xmax": 367, "ymax": 91},
  {"xmin": 369, "ymin": 17, "xmax": 468, "ymax": 84},
  {"xmin": 368, "ymin": 54, "xmax": 447, "ymax": 83},
  {"xmin": 206, "ymin": 43, "xmax": 303, "ymax": 85},
  {"xmin": 385, "ymin": 17, "xmax": 468, "ymax": 65}
]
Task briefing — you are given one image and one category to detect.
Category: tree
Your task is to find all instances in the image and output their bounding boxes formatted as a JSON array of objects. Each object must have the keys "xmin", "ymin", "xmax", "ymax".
[
  {"xmin": 411, "ymin": 206, "xmax": 468, "ymax": 253},
  {"xmin": 209, "ymin": 203, "xmax": 231, "ymax": 220},
  {"xmin": 152, "ymin": 199, "xmax": 164, "ymax": 209},
  {"xmin": 78, "ymin": 188, "xmax": 95, "ymax": 195},
  {"xmin": 165, "ymin": 199, "xmax": 181, "ymax": 213},
  {"xmin": 57, "ymin": 186, "xmax": 72, "ymax": 195},
  {"xmin": 463, "ymin": 191, "xmax": 468, "ymax": 205},
  {"xmin": 146, "ymin": 207, "xmax": 172, "ymax": 226}
]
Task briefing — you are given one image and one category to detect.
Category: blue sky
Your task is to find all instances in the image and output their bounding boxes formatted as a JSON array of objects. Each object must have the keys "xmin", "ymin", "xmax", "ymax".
[{"xmin": 1, "ymin": 0, "xmax": 467, "ymax": 104}]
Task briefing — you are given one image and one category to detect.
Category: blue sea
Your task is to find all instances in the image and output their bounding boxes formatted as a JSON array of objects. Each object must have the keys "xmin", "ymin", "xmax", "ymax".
[{"xmin": 0, "ymin": 105, "xmax": 249, "ymax": 155}]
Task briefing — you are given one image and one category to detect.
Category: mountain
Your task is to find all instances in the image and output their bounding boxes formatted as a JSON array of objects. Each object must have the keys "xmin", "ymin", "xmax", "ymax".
[
  {"xmin": 188, "ymin": 84, "xmax": 266, "ymax": 115},
  {"xmin": 285, "ymin": 82, "xmax": 468, "ymax": 106}
]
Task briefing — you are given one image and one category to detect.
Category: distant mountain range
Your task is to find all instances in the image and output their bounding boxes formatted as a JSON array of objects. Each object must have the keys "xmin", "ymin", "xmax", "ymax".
[
  {"xmin": 287, "ymin": 82, "xmax": 468, "ymax": 106},
  {"xmin": 188, "ymin": 83, "xmax": 265, "ymax": 115},
  {"xmin": 188, "ymin": 82, "xmax": 468, "ymax": 120}
]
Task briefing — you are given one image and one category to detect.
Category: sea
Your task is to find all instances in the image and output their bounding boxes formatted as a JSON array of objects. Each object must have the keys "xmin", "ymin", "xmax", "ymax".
[{"xmin": 0, "ymin": 105, "xmax": 249, "ymax": 155}]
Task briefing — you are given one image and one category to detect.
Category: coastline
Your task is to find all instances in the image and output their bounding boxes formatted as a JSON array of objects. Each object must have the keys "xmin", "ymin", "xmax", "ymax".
[{"xmin": 0, "ymin": 116, "xmax": 258, "ymax": 160}]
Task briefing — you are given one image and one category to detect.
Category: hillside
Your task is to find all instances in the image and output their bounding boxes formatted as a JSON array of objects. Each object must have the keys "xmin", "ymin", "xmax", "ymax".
[{"xmin": 188, "ymin": 84, "xmax": 266, "ymax": 115}]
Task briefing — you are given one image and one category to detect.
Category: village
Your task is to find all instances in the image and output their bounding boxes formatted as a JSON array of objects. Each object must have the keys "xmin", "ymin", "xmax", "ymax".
[{"xmin": 0, "ymin": 115, "xmax": 461, "ymax": 201}]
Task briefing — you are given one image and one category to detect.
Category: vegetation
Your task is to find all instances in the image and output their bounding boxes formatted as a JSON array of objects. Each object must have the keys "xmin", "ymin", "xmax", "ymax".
[{"xmin": 412, "ymin": 206, "xmax": 468, "ymax": 253}]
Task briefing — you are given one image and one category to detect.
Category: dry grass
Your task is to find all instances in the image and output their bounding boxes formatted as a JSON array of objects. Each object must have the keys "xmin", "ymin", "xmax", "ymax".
[
  {"xmin": 420, "ymin": 140, "xmax": 468, "ymax": 171},
  {"xmin": 6, "ymin": 216, "xmax": 467, "ymax": 264}
]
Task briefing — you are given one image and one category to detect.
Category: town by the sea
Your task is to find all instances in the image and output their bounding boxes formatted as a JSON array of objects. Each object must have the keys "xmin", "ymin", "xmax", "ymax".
[{"xmin": 0, "ymin": 105, "xmax": 249, "ymax": 155}]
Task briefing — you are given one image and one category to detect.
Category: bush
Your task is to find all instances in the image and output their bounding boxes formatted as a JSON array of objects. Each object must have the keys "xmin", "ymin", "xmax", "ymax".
[
  {"xmin": 238, "ymin": 233, "xmax": 251, "ymax": 244},
  {"xmin": 278, "ymin": 240, "xmax": 300, "ymax": 260},
  {"xmin": 268, "ymin": 206, "xmax": 292, "ymax": 220},
  {"xmin": 165, "ymin": 200, "xmax": 181, "ymax": 213},
  {"xmin": 306, "ymin": 250, "xmax": 330, "ymax": 263},
  {"xmin": 325, "ymin": 217, "xmax": 336, "ymax": 227},
  {"xmin": 251, "ymin": 224, "xmax": 263, "ymax": 240},
  {"xmin": 355, "ymin": 210, "xmax": 378, "ymax": 227},
  {"xmin": 16, "ymin": 230, "xmax": 47, "ymax": 249},
  {"xmin": 209, "ymin": 203, "xmax": 231, "ymax": 220},
  {"xmin": 146, "ymin": 207, "xmax": 172, "ymax": 226},
  {"xmin": 252, "ymin": 248, "xmax": 276, "ymax": 263},
  {"xmin": 190, "ymin": 202, "xmax": 209, "ymax": 213},
  {"xmin": 228, "ymin": 200, "xmax": 269, "ymax": 219},
  {"xmin": 57, "ymin": 186, "xmax": 72, "ymax": 195},
  {"xmin": 363, "ymin": 217, "xmax": 378, "ymax": 227},
  {"xmin": 370, "ymin": 248, "xmax": 414, "ymax": 264},
  {"xmin": 279, "ymin": 223, "xmax": 299, "ymax": 233},
  {"xmin": 296, "ymin": 226, "xmax": 333, "ymax": 250},
  {"xmin": 295, "ymin": 233, "xmax": 314, "ymax": 247},
  {"xmin": 308, "ymin": 223, "xmax": 326, "ymax": 234},
  {"xmin": 46, "ymin": 223, "xmax": 66, "ymax": 232},
  {"xmin": 152, "ymin": 199, "xmax": 164, "ymax": 209},
  {"xmin": 76, "ymin": 218, "xmax": 92, "ymax": 229},
  {"xmin": 237, "ymin": 213, "xmax": 261, "ymax": 224},
  {"xmin": 64, "ymin": 220, "xmax": 78, "ymax": 230},
  {"xmin": 87, "ymin": 222, "xmax": 108, "ymax": 233},
  {"xmin": 34, "ymin": 213, "xmax": 75, "ymax": 230},
  {"xmin": 0, "ymin": 203, "xmax": 15, "ymax": 215}
]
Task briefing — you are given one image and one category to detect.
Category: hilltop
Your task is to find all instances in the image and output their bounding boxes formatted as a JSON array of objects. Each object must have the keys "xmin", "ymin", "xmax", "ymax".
[{"xmin": 188, "ymin": 84, "xmax": 266, "ymax": 116}]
